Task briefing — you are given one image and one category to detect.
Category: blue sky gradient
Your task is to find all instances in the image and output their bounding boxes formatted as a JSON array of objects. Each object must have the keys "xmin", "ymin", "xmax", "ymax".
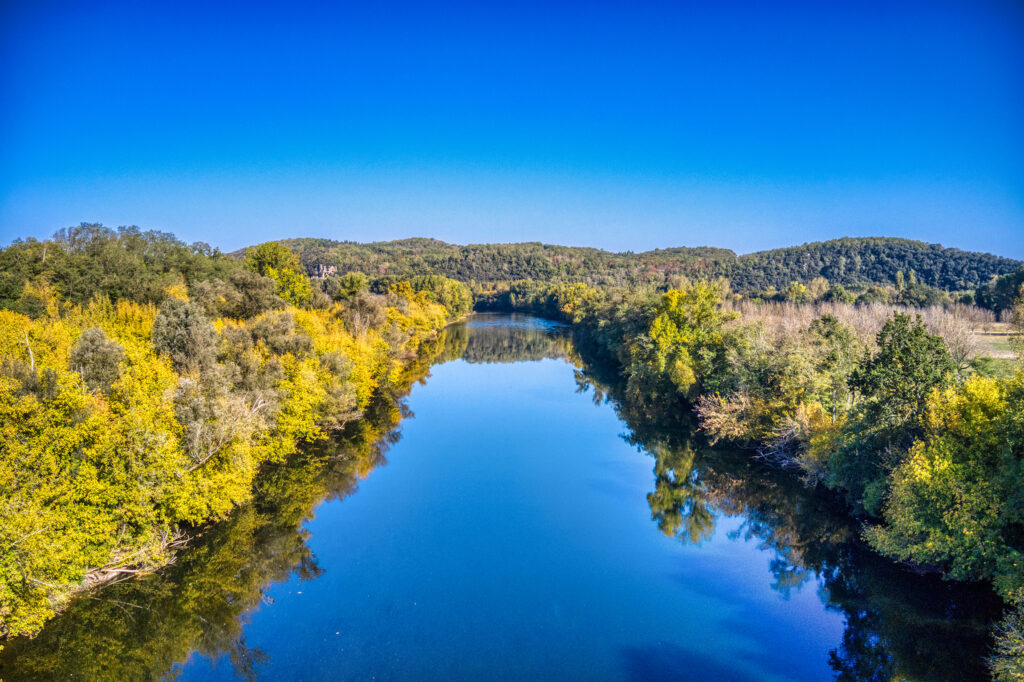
[{"xmin": 2, "ymin": 0, "xmax": 1022, "ymax": 256}]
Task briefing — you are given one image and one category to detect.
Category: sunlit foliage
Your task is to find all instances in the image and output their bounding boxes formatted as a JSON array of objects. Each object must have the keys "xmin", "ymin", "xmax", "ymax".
[
  {"xmin": 2, "ymin": 226, "xmax": 1022, "ymax": 671},
  {"xmin": 0, "ymin": 252, "xmax": 456, "ymax": 639},
  {"xmin": 866, "ymin": 374, "xmax": 1024, "ymax": 596},
  {"xmin": 828, "ymin": 314, "xmax": 956, "ymax": 514},
  {"xmin": 625, "ymin": 282, "xmax": 733, "ymax": 399},
  {"xmin": 244, "ymin": 241, "xmax": 314, "ymax": 306}
]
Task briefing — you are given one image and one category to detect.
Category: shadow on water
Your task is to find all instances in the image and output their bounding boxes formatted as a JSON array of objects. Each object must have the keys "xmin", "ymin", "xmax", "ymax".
[
  {"xmin": 620, "ymin": 641, "xmax": 763, "ymax": 682},
  {"xmin": 0, "ymin": 315, "xmax": 1004, "ymax": 681}
]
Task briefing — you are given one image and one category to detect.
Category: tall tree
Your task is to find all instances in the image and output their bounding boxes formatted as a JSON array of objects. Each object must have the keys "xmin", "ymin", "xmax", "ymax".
[{"xmin": 829, "ymin": 313, "xmax": 956, "ymax": 514}]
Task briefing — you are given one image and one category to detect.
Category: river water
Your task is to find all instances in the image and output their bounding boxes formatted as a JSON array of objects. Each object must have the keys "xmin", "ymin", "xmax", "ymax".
[{"xmin": 0, "ymin": 315, "xmax": 1003, "ymax": 681}]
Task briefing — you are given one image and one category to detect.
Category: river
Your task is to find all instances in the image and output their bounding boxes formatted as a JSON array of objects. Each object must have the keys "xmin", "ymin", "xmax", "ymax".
[{"xmin": 0, "ymin": 314, "xmax": 1003, "ymax": 681}]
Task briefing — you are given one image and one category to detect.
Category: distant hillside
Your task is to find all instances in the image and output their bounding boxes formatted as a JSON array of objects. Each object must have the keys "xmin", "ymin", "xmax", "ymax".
[
  {"xmin": 731, "ymin": 237, "xmax": 1020, "ymax": 292},
  {"xmin": 277, "ymin": 238, "xmax": 736, "ymax": 288},
  {"xmin": 273, "ymin": 236, "xmax": 1019, "ymax": 292}
]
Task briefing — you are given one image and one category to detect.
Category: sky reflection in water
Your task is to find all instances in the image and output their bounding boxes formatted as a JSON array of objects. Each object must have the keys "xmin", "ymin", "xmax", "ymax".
[{"xmin": 185, "ymin": 315, "xmax": 840, "ymax": 680}]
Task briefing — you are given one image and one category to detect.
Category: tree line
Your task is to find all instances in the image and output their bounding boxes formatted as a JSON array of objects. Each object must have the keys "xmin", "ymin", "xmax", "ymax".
[{"xmin": 279, "ymin": 235, "xmax": 1020, "ymax": 300}]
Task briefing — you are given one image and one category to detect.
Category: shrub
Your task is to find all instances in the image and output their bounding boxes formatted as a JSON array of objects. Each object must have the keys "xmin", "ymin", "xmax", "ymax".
[
  {"xmin": 68, "ymin": 328, "xmax": 125, "ymax": 392},
  {"xmin": 152, "ymin": 299, "xmax": 218, "ymax": 372}
]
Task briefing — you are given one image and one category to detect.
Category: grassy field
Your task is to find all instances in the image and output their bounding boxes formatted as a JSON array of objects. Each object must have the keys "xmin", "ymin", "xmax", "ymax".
[
  {"xmin": 971, "ymin": 322, "xmax": 1018, "ymax": 378},
  {"xmin": 975, "ymin": 323, "xmax": 1016, "ymax": 360}
]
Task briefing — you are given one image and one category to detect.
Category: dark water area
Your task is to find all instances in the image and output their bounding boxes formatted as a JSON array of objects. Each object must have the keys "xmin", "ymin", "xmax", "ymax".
[{"xmin": 0, "ymin": 314, "xmax": 1003, "ymax": 681}]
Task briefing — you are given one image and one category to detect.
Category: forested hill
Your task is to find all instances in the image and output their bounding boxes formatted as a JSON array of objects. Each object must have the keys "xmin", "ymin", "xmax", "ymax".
[
  {"xmin": 279, "ymin": 236, "xmax": 1020, "ymax": 292},
  {"xmin": 730, "ymin": 237, "xmax": 1020, "ymax": 291},
  {"xmin": 276, "ymin": 238, "xmax": 735, "ymax": 288}
]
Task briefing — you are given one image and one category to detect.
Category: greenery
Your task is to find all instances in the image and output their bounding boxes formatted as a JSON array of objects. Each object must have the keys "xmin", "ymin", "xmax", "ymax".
[
  {"xmin": 572, "ymin": 353, "xmax": 1003, "ymax": 681},
  {"xmin": 2, "ymin": 224, "xmax": 1023, "ymax": 676},
  {"xmin": 865, "ymin": 374, "xmax": 1024, "ymax": 594},
  {"xmin": 976, "ymin": 266, "xmax": 1024, "ymax": 313},
  {"xmin": 0, "ymin": 224, "xmax": 239, "ymax": 312},
  {"xmin": 0, "ymin": 314, "xmax": 1004, "ymax": 681},
  {"xmin": 623, "ymin": 282, "xmax": 734, "ymax": 399},
  {"xmin": 729, "ymin": 237, "xmax": 1018, "ymax": 293},
  {"xmin": 0, "ymin": 351, "xmax": 440, "ymax": 680},
  {"xmin": 828, "ymin": 314, "xmax": 956, "ymax": 515},
  {"xmin": 243, "ymin": 242, "xmax": 315, "ymax": 306},
  {"xmin": 0, "ymin": 229, "xmax": 471, "ymax": 640},
  {"xmin": 279, "ymin": 235, "xmax": 1020, "ymax": 295},
  {"xmin": 474, "ymin": 271, "xmax": 1024, "ymax": 676}
]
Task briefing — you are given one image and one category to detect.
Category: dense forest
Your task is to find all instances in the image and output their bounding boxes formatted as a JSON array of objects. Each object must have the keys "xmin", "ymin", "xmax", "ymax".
[
  {"xmin": 2, "ymin": 224, "xmax": 1023, "ymax": 678},
  {"xmin": 280, "ymin": 236, "xmax": 1021, "ymax": 302}
]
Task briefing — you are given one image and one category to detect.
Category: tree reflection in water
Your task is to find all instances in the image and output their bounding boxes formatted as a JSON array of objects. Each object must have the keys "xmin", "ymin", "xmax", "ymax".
[
  {"xmin": 0, "ymin": 332, "xmax": 446, "ymax": 681},
  {"xmin": 572, "ymin": 352, "xmax": 1003, "ymax": 682},
  {"xmin": 0, "ymin": 316, "xmax": 1003, "ymax": 681}
]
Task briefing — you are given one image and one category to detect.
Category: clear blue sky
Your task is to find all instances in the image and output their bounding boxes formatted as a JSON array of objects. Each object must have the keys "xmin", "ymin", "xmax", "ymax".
[{"xmin": 2, "ymin": 0, "xmax": 1022, "ymax": 257}]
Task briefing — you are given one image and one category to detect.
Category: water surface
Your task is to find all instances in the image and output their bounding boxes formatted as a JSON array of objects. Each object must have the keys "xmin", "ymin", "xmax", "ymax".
[{"xmin": 0, "ymin": 314, "xmax": 1001, "ymax": 681}]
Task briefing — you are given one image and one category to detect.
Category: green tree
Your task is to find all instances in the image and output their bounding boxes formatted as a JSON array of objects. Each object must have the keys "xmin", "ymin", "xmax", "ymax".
[
  {"xmin": 977, "ymin": 266, "xmax": 1024, "ymax": 312},
  {"xmin": 786, "ymin": 281, "xmax": 809, "ymax": 303},
  {"xmin": 408, "ymin": 275, "xmax": 473, "ymax": 319},
  {"xmin": 191, "ymin": 271, "xmax": 284, "ymax": 319},
  {"xmin": 823, "ymin": 284, "xmax": 855, "ymax": 304},
  {"xmin": 866, "ymin": 374, "xmax": 1024, "ymax": 596},
  {"xmin": 324, "ymin": 272, "xmax": 369, "ymax": 301},
  {"xmin": 828, "ymin": 313, "xmax": 955, "ymax": 514},
  {"xmin": 808, "ymin": 314, "xmax": 861, "ymax": 419},
  {"xmin": 244, "ymin": 242, "xmax": 313, "ymax": 306},
  {"xmin": 627, "ymin": 282, "xmax": 732, "ymax": 398},
  {"xmin": 848, "ymin": 313, "xmax": 955, "ymax": 434}
]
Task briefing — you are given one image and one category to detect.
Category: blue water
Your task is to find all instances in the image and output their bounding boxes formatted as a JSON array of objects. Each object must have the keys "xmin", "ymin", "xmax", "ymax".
[
  {"xmin": 175, "ymin": 319, "xmax": 843, "ymax": 681},
  {"xmin": 1, "ymin": 314, "xmax": 999, "ymax": 681}
]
